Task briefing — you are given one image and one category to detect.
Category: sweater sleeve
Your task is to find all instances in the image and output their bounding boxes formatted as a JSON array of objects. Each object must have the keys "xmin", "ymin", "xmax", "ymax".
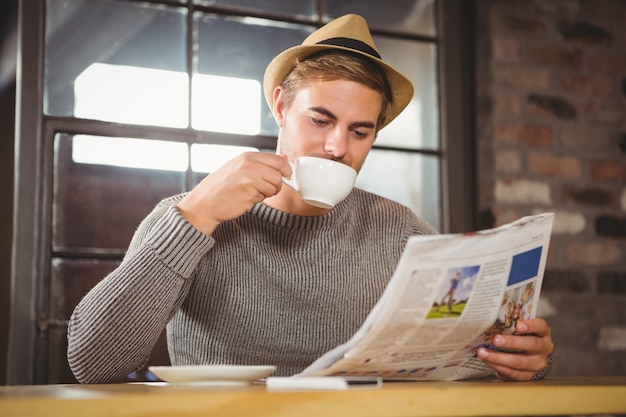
[{"xmin": 67, "ymin": 200, "xmax": 214, "ymax": 384}]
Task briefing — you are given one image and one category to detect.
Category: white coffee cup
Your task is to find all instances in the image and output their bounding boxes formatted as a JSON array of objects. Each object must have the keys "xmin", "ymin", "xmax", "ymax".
[{"xmin": 282, "ymin": 156, "xmax": 357, "ymax": 209}]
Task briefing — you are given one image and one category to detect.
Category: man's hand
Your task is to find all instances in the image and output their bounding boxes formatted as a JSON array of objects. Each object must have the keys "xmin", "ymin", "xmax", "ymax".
[
  {"xmin": 477, "ymin": 318, "xmax": 555, "ymax": 381},
  {"xmin": 176, "ymin": 152, "xmax": 291, "ymax": 235}
]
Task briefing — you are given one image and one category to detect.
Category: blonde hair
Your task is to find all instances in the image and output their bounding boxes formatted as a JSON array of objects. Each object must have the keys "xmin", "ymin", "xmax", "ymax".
[{"xmin": 280, "ymin": 51, "xmax": 393, "ymax": 131}]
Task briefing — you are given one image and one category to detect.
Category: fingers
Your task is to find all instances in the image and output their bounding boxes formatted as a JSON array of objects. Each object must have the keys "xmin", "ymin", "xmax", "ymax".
[
  {"xmin": 477, "ymin": 346, "xmax": 547, "ymax": 381},
  {"xmin": 476, "ymin": 318, "xmax": 554, "ymax": 382},
  {"xmin": 486, "ymin": 319, "xmax": 553, "ymax": 354},
  {"xmin": 254, "ymin": 155, "xmax": 290, "ymax": 195},
  {"xmin": 516, "ymin": 318, "xmax": 552, "ymax": 339},
  {"xmin": 176, "ymin": 152, "xmax": 290, "ymax": 235},
  {"xmin": 271, "ymin": 154, "xmax": 292, "ymax": 178}
]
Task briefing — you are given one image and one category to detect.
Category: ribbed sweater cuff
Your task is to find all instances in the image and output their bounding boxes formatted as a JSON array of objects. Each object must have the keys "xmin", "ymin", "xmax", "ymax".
[{"xmin": 146, "ymin": 205, "xmax": 215, "ymax": 278}]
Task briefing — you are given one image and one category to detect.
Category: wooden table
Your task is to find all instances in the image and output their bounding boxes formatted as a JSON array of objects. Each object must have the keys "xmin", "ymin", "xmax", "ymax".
[{"xmin": 1, "ymin": 377, "xmax": 626, "ymax": 417}]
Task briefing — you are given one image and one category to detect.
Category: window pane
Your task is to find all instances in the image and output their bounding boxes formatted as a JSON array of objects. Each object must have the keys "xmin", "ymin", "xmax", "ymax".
[
  {"xmin": 52, "ymin": 134, "xmax": 187, "ymax": 252},
  {"xmin": 191, "ymin": 143, "xmax": 259, "ymax": 173},
  {"xmin": 324, "ymin": 0, "xmax": 436, "ymax": 37},
  {"xmin": 50, "ymin": 258, "xmax": 120, "ymax": 320},
  {"xmin": 193, "ymin": 13, "xmax": 313, "ymax": 136},
  {"xmin": 374, "ymin": 39, "xmax": 439, "ymax": 150},
  {"xmin": 356, "ymin": 150, "xmax": 441, "ymax": 230},
  {"xmin": 192, "ymin": 74, "xmax": 262, "ymax": 134},
  {"xmin": 72, "ymin": 135, "xmax": 189, "ymax": 171},
  {"xmin": 193, "ymin": 0, "xmax": 316, "ymax": 18},
  {"xmin": 191, "ymin": 147, "xmax": 275, "ymax": 186},
  {"xmin": 45, "ymin": 0, "xmax": 188, "ymax": 127}
]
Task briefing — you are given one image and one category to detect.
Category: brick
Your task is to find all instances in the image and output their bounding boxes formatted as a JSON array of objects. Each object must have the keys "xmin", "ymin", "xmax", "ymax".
[
  {"xmin": 492, "ymin": 38, "xmax": 520, "ymax": 63},
  {"xmin": 542, "ymin": 269, "xmax": 591, "ymax": 293},
  {"xmin": 579, "ymin": 99, "xmax": 626, "ymax": 125},
  {"xmin": 527, "ymin": 45, "xmax": 582, "ymax": 68},
  {"xmin": 553, "ymin": 333, "xmax": 597, "ymax": 363},
  {"xmin": 565, "ymin": 241, "xmax": 622, "ymax": 266},
  {"xmin": 494, "ymin": 207, "xmax": 525, "ymax": 226},
  {"xmin": 493, "ymin": 93, "xmax": 522, "ymax": 116},
  {"xmin": 562, "ymin": 186, "xmax": 613, "ymax": 206},
  {"xmin": 590, "ymin": 52, "xmax": 626, "ymax": 74},
  {"xmin": 543, "ymin": 292, "xmax": 596, "ymax": 320},
  {"xmin": 529, "ymin": 153, "xmax": 581, "ymax": 178},
  {"xmin": 590, "ymin": 159, "xmax": 626, "ymax": 182},
  {"xmin": 493, "ymin": 67, "xmax": 550, "ymax": 90},
  {"xmin": 591, "ymin": 296, "xmax": 625, "ymax": 323},
  {"xmin": 495, "ymin": 179, "xmax": 551, "ymax": 204},
  {"xmin": 495, "ymin": 149, "xmax": 521, "ymax": 173},
  {"xmin": 597, "ymin": 326, "xmax": 626, "ymax": 351},
  {"xmin": 551, "ymin": 210, "xmax": 586, "ymax": 235},
  {"xmin": 560, "ymin": 72, "xmax": 614, "ymax": 97},
  {"xmin": 582, "ymin": 0, "xmax": 626, "ymax": 27},
  {"xmin": 500, "ymin": 14, "xmax": 548, "ymax": 33},
  {"xmin": 531, "ymin": 0, "xmax": 580, "ymax": 16},
  {"xmin": 545, "ymin": 312, "xmax": 595, "ymax": 354},
  {"xmin": 535, "ymin": 296, "xmax": 557, "ymax": 317},
  {"xmin": 558, "ymin": 20, "xmax": 613, "ymax": 45},
  {"xmin": 559, "ymin": 126, "xmax": 613, "ymax": 151},
  {"xmin": 595, "ymin": 215, "xmax": 626, "ymax": 238},
  {"xmin": 527, "ymin": 94, "xmax": 577, "ymax": 119},
  {"xmin": 598, "ymin": 271, "xmax": 626, "ymax": 295},
  {"xmin": 494, "ymin": 122, "xmax": 552, "ymax": 147},
  {"xmin": 527, "ymin": 101, "xmax": 559, "ymax": 120}
]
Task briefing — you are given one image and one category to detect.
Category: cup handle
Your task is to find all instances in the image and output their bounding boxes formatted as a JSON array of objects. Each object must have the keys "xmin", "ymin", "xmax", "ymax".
[{"xmin": 281, "ymin": 161, "xmax": 298, "ymax": 192}]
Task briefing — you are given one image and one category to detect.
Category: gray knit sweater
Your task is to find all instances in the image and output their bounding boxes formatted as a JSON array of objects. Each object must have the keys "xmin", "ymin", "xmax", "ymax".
[{"xmin": 67, "ymin": 188, "xmax": 437, "ymax": 384}]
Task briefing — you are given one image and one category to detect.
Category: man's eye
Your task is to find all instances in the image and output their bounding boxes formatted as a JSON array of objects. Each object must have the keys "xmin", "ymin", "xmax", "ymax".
[
  {"xmin": 312, "ymin": 118, "xmax": 329, "ymax": 126},
  {"xmin": 353, "ymin": 130, "xmax": 368, "ymax": 138}
]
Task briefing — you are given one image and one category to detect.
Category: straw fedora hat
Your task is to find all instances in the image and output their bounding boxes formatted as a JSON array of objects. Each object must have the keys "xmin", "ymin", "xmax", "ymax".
[{"xmin": 263, "ymin": 14, "xmax": 414, "ymax": 130}]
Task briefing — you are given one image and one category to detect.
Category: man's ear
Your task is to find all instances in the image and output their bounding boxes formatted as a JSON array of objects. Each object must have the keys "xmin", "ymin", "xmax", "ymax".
[{"xmin": 272, "ymin": 86, "xmax": 286, "ymax": 127}]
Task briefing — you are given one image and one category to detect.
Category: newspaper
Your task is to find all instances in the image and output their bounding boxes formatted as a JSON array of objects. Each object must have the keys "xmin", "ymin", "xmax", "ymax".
[{"xmin": 299, "ymin": 213, "xmax": 555, "ymax": 381}]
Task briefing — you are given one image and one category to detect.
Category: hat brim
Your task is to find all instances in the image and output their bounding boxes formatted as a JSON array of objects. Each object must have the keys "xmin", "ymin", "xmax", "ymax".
[{"xmin": 263, "ymin": 44, "xmax": 414, "ymax": 130}]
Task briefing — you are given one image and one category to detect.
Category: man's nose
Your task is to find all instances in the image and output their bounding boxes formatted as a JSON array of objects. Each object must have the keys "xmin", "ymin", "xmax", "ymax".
[{"xmin": 323, "ymin": 130, "xmax": 348, "ymax": 159}]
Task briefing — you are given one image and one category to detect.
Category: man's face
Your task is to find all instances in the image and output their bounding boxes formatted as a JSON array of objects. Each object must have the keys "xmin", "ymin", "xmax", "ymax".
[{"xmin": 273, "ymin": 79, "xmax": 383, "ymax": 173}]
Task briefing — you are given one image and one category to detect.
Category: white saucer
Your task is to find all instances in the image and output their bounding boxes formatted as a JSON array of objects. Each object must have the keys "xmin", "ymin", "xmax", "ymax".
[{"xmin": 148, "ymin": 365, "xmax": 276, "ymax": 386}]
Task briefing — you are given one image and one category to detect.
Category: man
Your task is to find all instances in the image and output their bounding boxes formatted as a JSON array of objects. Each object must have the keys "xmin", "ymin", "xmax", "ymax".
[
  {"xmin": 439, "ymin": 270, "xmax": 461, "ymax": 313},
  {"xmin": 67, "ymin": 14, "xmax": 554, "ymax": 384}
]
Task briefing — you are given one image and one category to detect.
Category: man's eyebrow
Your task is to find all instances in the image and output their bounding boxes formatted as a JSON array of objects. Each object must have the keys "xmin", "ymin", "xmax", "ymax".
[
  {"xmin": 309, "ymin": 106, "xmax": 376, "ymax": 129},
  {"xmin": 350, "ymin": 121, "xmax": 376, "ymax": 130},
  {"xmin": 309, "ymin": 106, "xmax": 337, "ymax": 121}
]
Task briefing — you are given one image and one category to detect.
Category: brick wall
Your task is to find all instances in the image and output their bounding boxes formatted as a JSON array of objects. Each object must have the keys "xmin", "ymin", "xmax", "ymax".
[{"xmin": 475, "ymin": 0, "xmax": 626, "ymax": 376}]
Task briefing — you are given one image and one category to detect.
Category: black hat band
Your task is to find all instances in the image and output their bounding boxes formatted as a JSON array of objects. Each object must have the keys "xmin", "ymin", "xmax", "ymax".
[{"xmin": 316, "ymin": 37, "xmax": 382, "ymax": 60}]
